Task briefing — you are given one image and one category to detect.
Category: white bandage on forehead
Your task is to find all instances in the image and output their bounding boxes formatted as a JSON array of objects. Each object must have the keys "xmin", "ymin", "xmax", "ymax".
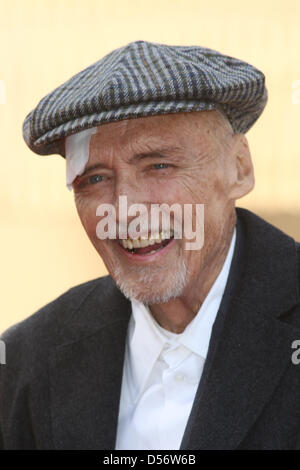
[{"xmin": 65, "ymin": 127, "xmax": 98, "ymax": 190}]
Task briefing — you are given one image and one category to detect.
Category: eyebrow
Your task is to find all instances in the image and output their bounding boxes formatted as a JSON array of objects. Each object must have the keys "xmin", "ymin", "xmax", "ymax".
[
  {"xmin": 81, "ymin": 146, "xmax": 183, "ymax": 175},
  {"xmin": 81, "ymin": 163, "xmax": 107, "ymax": 175},
  {"xmin": 129, "ymin": 146, "xmax": 183, "ymax": 162}
]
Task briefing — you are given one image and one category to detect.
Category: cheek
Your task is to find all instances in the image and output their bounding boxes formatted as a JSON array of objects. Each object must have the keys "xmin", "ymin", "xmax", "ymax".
[
  {"xmin": 77, "ymin": 204, "xmax": 117, "ymax": 269},
  {"xmin": 147, "ymin": 178, "xmax": 178, "ymax": 203},
  {"xmin": 200, "ymin": 166, "xmax": 230, "ymax": 206},
  {"xmin": 75, "ymin": 197, "xmax": 99, "ymax": 242},
  {"xmin": 154, "ymin": 173, "xmax": 203, "ymax": 204},
  {"xmin": 212, "ymin": 168, "xmax": 229, "ymax": 195},
  {"xmin": 170, "ymin": 166, "xmax": 221, "ymax": 203}
]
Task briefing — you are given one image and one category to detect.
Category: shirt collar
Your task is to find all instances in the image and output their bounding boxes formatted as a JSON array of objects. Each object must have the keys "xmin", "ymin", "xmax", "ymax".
[{"xmin": 129, "ymin": 227, "xmax": 236, "ymax": 395}]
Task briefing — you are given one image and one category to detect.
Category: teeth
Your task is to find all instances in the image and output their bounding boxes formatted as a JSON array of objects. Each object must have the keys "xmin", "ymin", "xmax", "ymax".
[
  {"xmin": 120, "ymin": 230, "xmax": 174, "ymax": 250},
  {"xmin": 139, "ymin": 239, "xmax": 150, "ymax": 247}
]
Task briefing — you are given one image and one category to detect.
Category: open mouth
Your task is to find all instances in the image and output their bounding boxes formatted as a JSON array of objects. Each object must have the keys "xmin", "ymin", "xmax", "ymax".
[{"xmin": 117, "ymin": 230, "xmax": 174, "ymax": 256}]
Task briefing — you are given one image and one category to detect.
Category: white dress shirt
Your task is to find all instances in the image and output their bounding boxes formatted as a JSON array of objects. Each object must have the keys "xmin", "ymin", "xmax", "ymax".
[{"xmin": 115, "ymin": 228, "xmax": 236, "ymax": 450}]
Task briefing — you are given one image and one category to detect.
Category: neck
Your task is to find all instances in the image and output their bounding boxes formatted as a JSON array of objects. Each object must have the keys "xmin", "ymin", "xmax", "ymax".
[{"xmin": 148, "ymin": 216, "xmax": 236, "ymax": 334}]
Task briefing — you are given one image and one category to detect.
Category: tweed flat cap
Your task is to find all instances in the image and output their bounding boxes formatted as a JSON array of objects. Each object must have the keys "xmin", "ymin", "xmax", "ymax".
[{"xmin": 23, "ymin": 40, "xmax": 268, "ymax": 157}]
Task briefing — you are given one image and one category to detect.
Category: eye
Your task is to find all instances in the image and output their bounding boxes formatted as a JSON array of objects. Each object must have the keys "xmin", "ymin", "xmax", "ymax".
[
  {"xmin": 153, "ymin": 163, "xmax": 169, "ymax": 170},
  {"xmin": 88, "ymin": 174, "xmax": 104, "ymax": 184}
]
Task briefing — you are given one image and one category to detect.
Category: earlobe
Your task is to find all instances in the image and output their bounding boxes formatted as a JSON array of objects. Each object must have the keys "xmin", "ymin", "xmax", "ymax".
[{"xmin": 228, "ymin": 134, "xmax": 255, "ymax": 200}]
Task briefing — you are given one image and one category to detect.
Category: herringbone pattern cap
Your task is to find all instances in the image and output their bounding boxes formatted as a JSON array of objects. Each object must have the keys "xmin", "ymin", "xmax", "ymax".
[{"xmin": 23, "ymin": 40, "xmax": 268, "ymax": 157}]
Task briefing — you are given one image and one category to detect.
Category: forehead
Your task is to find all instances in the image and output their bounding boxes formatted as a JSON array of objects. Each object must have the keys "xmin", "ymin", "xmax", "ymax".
[{"xmin": 88, "ymin": 111, "xmax": 221, "ymax": 160}]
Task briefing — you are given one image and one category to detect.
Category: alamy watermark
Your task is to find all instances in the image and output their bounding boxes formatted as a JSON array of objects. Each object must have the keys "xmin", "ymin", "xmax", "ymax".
[
  {"xmin": 0, "ymin": 340, "xmax": 6, "ymax": 365},
  {"xmin": 0, "ymin": 80, "xmax": 6, "ymax": 105},
  {"xmin": 291, "ymin": 340, "xmax": 300, "ymax": 365},
  {"xmin": 95, "ymin": 196, "xmax": 204, "ymax": 250}
]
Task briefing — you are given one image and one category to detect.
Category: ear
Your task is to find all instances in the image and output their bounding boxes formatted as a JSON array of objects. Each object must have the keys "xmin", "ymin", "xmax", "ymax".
[{"xmin": 227, "ymin": 134, "xmax": 255, "ymax": 200}]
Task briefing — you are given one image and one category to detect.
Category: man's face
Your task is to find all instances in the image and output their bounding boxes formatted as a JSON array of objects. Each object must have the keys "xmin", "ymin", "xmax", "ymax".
[{"xmin": 73, "ymin": 111, "xmax": 246, "ymax": 304}]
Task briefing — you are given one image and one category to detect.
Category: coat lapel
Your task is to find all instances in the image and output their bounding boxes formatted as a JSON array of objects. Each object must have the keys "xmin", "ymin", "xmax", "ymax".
[
  {"xmin": 48, "ymin": 281, "xmax": 131, "ymax": 450},
  {"xmin": 180, "ymin": 208, "xmax": 300, "ymax": 449}
]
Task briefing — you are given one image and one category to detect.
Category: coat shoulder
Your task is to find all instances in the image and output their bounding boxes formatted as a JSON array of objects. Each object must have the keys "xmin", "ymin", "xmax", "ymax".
[
  {"xmin": 0, "ymin": 275, "xmax": 115, "ymax": 376},
  {"xmin": 0, "ymin": 275, "xmax": 129, "ymax": 449}
]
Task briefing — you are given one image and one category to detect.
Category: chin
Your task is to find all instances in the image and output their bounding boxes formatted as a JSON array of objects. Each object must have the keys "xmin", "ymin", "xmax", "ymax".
[{"xmin": 111, "ymin": 260, "xmax": 188, "ymax": 305}]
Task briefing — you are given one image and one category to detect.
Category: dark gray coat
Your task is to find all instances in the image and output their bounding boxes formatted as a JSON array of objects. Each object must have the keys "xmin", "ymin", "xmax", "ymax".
[{"xmin": 1, "ymin": 208, "xmax": 300, "ymax": 450}]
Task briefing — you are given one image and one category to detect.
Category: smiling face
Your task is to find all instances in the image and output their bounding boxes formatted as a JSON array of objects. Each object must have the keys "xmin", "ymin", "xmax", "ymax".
[{"xmin": 72, "ymin": 110, "xmax": 254, "ymax": 304}]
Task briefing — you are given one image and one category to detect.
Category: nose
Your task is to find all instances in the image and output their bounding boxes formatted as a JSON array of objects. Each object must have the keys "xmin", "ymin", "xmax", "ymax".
[
  {"xmin": 113, "ymin": 171, "xmax": 151, "ymax": 234},
  {"xmin": 114, "ymin": 172, "xmax": 138, "ymax": 210}
]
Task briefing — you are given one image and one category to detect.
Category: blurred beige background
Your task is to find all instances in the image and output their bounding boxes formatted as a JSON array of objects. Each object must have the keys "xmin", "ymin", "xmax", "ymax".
[{"xmin": 0, "ymin": 0, "xmax": 299, "ymax": 333}]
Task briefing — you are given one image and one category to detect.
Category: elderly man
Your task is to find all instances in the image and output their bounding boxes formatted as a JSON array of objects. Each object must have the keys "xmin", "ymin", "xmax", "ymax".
[{"xmin": 1, "ymin": 40, "xmax": 300, "ymax": 450}]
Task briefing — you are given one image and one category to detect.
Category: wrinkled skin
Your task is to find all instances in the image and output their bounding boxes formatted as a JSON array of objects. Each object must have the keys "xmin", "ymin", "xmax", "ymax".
[{"xmin": 72, "ymin": 110, "xmax": 254, "ymax": 333}]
